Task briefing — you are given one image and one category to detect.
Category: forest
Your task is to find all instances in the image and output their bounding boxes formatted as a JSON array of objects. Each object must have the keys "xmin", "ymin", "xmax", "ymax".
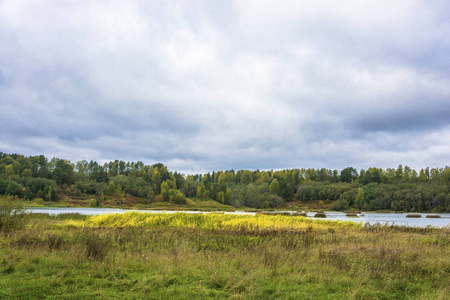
[{"xmin": 0, "ymin": 152, "xmax": 449, "ymax": 212}]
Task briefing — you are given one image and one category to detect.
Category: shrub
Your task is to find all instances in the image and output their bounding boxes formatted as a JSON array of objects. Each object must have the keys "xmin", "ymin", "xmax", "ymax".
[
  {"xmin": 330, "ymin": 198, "xmax": 349, "ymax": 211},
  {"xmin": 0, "ymin": 196, "xmax": 28, "ymax": 232},
  {"xmin": 89, "ymin": 199, "xmax": 101, "ymax": 208},
  {"xmin": 24, "ymin": 178, "xmax": 58, "ymax": 200},
  {"xmin": 169, "ymin": 189, "xmax": 186, "ymax": 204}
]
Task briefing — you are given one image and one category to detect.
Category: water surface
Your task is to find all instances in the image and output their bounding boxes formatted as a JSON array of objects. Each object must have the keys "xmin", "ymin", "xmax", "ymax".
[{"xmin": 27, "ymin": 207, "xmax": 450, "ymax": 228}]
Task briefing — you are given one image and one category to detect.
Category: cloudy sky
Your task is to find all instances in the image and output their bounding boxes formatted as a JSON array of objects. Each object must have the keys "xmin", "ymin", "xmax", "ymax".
[{"xmin": 1, "ymin": 0, "xmax": 449, "ymax": 174}]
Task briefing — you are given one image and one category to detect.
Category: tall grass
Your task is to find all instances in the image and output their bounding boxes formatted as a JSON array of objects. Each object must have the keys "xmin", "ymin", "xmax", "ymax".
[
  {"xmin": 0, "ymin": 196, "xmax": 28, "ymax": 232},
  {"xmin": 63, "ymin": 212, "xmax": 361, "ymax": 231},
  {"xmin": 0, "ymin": 212, "xmax": 448, "ymax": 299}
]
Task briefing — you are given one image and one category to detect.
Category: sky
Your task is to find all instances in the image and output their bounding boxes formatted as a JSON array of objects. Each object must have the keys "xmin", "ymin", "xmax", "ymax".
[{"xmin": 1, "ymin": 0, "xmax": 449, "ymax": 174}]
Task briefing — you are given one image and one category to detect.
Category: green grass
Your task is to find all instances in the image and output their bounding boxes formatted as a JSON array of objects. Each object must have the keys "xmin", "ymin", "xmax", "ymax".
[{"xmin": 0, "ymin": 212, "xmax": 448, "ymax": 299}]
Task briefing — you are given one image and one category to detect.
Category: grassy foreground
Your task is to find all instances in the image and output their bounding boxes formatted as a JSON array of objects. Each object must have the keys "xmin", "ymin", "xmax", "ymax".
[{"xmin": 0, "ymin": 213, "xmax": 449, "ymax": 299}]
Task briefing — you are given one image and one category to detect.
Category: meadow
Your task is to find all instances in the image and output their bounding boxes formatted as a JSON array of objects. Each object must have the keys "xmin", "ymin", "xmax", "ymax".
[{"xmin": 0, "ymin": 212, "xmax": 449, "ymax": 299}]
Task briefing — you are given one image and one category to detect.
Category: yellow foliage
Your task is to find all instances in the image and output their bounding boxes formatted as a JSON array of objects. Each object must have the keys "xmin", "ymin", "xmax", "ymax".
[{"xmin": 60, "ymin": 212, "xmax": 362, "ymax": 231}]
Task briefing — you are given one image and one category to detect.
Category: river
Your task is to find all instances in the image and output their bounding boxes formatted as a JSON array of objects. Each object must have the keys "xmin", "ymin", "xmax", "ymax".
[{"xmin": 27, "ymin": 207, "xmax": 450, "ymax": 228}]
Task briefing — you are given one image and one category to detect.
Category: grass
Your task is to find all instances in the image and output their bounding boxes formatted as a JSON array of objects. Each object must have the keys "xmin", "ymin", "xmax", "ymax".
[
  {"xmin": 0, "ymin": 196, "xmax": 28, "ymax": 232},
  {"xmin": 0, "ymin": 212, "xmax": 448, "ymax": 299}
]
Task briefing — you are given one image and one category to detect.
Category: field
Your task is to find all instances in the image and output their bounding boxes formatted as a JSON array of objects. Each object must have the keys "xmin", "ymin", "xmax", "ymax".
[{"xmin": 0, "ymin": 212, "xmax": 449, "ymax": 299}]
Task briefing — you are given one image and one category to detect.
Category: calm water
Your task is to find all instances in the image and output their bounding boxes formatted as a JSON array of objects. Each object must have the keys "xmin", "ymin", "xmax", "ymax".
[{"xmin": 27, "ymin": 207, "xmax": 450, "ymax": 228}]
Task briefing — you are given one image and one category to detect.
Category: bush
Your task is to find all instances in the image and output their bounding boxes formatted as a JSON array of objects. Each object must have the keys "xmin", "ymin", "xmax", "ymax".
[
  {"xmin": 89, "ymin": 198, "xmax": 102, "ymax": 208},
  {"xmin": 330, "ymin": 198, "xmax": 349, "ymax": 211},
  {"xmin": 169, "ymin": 189, "xmax": 186, "ymax": 204},
  {"xmin": 24, "ymin": 178, "xmax": 58, "ymax": 200},
  {"xmin": 0, "ymin": 196, "xmax": 28, "ymax": 232}
]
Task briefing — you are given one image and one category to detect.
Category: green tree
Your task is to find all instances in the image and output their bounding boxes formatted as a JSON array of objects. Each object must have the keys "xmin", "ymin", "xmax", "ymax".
[
  {"xmin": 21, "ymin": 168, "xmax": 33, "ymax": 179},
  {"xmin": 196, "ymin": 184, "xmax": 207, "ymax": 199},
  {"xmin": 151, "ymin": 170, "xmax": 162, "ymax": 193},
  {"xmin": 5, "ymin": 165, "xmax": 14, "ymax": 177},
  {"xmin": 224, "ymin": 189, "xmax": 233, "ymax": 205},
  {"xmin": 218, "ymin": 173, "xmax": 227, "ymax": 185},
  {"xmin": 5, "ymin": 181, "xmax": 23, "ymax": 196},
  {"xmin": 76, "ymin": 160, "xmax": 89, "ymax": 180},
  {"xmin": 160, "ymin": 181, "xmax": 170, "ymax": 201},
  {"xmin": 395, "ymin": 165, "xmax": 403, "ymax": 180},
  {"xmin": 269, "ymin": 178, "xmax": 279, "ymax": 195},
  {"xmin": 107, "ymin": 182, "xmax": 116, "ymax": 195},
  {"xmin": 216, "ymin": 191, "xmax": 225, "ymax": 204},
  {"xmin": 240, "ymin": 170, "xmax": 253, "ymax": 184},
  {"xmin": 355, "ymin": 188, "xmax": 365, "ymax": 210},
  {"xmin": 340, "ymin": 167, "xmax": 357, "ymax": 183}
]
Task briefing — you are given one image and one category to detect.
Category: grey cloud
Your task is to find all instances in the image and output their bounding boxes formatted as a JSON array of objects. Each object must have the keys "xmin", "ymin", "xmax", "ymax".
[
  {"xmin": 349, "ymin": 101, "xmax": 450, "ymax": 133},
  {"xmin": 0, "ymin": 0, "xmax": 449, "ymax": 173}
]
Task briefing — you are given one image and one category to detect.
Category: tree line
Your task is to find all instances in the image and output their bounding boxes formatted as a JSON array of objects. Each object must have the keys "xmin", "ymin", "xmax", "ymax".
[{"xmin": 0, "ymin": 152, "xmax": 449, "ymax": 212}]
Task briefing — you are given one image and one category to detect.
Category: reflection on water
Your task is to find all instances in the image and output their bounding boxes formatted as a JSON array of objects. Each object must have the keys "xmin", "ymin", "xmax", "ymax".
[
  {"xmin": 306, "ymin": 211, "xmax": 450, "ymax": 228},
  {"xmin": 27, "ymin": 207, "xmax": 450, "ymax": 228}
]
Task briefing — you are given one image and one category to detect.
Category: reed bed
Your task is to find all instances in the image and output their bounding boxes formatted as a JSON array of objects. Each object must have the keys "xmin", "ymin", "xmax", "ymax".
[{"xmin": 63, "ymin": 212, "xmax": 360, "ymax": 232}]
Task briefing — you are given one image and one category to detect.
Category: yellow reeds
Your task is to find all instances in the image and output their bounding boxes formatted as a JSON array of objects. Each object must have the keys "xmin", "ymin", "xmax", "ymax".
[{"xmin": 60, "ymin": 212, "xmax": 362, "ymax": 232}]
